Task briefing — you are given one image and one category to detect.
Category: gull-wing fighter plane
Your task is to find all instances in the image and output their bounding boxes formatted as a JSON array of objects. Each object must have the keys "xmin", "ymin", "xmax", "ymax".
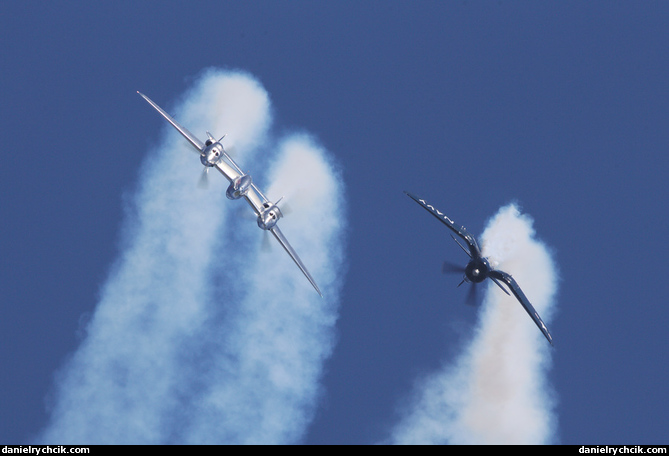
[
  {"xmin": 404, "ymin": 191, "xmax": 553, "ymax": 345},
  {"xmin": 138, "ymin": 91, "xmax": 322, "ymax": 297}
]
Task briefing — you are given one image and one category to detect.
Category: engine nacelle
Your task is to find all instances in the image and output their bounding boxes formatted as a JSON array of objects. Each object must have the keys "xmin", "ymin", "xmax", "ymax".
[
  {"xmin": 465, "ymin": 257, "xmax": 491, "ymax": 283},
  {"xmin": 257, "ymin": 202, "xmax": 283, "ymax": 230},
  {"xmin": 226, "ymin": 174, "xmax": 253, "ymax": 200},
  {"xmin": 201, "ymin": 141, "xmax": 224, "ymax": 167}
]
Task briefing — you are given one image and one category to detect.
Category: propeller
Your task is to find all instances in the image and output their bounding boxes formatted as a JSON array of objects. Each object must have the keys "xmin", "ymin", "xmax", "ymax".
[
  {"xmin": 261, "ymin": 230, "xmax": 272, "ymax": 252},
  {"xmin": 445, "ymin": 259, "xmax": 479, "ymax": 306},
  {"xmin": 443, "ymin": 261, "xmax": 474, "ymax": 305},
  {"xmin": 280, "ymin": 202, "xmax": 292, "ymax": 217},
  {"xmin": 198, "ymin": 167, "xmax": 210, "ymax": 189},
  {"xmin": 197, "ymin": 131, "xmax": 228, "ymax": 189},
  {"xmin": 206, "ymin": 131, "xmax": 226, "ymax": 143},
  {"xmin": 271, "ymin": 196, "xmax": 291, "ymax": 217},
  {"xmin": 465, "ymin": 282, "xmax": 478, "ymax": 306},
  {"xmin": 442, "ymin": 261, "xmax": 465, "ymax": 274},
  {"xmin": 259, "ymin": 197, "xmax": 288, "ymax": 252}
]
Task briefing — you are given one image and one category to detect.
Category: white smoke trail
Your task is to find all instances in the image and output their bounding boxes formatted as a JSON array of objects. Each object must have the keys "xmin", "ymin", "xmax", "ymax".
[
  {"xmin": 37, "ymin": 70, "xmax": 345, "ymax": 444},
  {"xmin": 389, "ymin": 204, "xmax": 558, "ymax": 445},
  {"xmin": 181, "ymin": 134, "xmax": 345, "ymax": 444}
]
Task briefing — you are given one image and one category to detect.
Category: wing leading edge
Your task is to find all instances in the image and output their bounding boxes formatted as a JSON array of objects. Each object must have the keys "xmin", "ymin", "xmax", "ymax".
[
  {"xmin": 138, "ymin": 91, "xmax": 205, "ymax": 152},
  {"xmin": 270, "ymin": 226, "xmax": 323, "ymax": 297},
  {"xmin": 404, "ymin": 191, "xmax": 481, "ymax": 258}
]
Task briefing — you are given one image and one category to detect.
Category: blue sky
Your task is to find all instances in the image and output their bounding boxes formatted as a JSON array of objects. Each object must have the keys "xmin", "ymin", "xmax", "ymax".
[{"xmin": 1, "ymin": 1, "xmax": 668, "ymax": 444}]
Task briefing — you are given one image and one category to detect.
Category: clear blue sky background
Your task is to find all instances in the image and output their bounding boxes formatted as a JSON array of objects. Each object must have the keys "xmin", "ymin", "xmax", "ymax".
[{"xmin": 1, "ymin": 1, "xmax": 668, "ymax": 444}]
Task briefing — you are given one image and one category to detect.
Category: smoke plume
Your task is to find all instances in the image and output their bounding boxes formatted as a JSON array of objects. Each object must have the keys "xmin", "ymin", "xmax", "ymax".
[
  {"xmin": 37, "ymin": 69, "xmax": 345, "ymax": 444},
  {"xmin": 389, "ymin": 204, "xmax": 558, "ymax": 444}
]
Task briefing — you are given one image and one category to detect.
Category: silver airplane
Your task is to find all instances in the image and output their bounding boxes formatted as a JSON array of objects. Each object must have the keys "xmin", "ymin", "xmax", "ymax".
[
  {"xmin": 138, "ymin": 91, "xmax": 322, "ymax": 297},
  {"xmin": 405, "ymin": 191, "xmax": 553, "ymax": 345}
]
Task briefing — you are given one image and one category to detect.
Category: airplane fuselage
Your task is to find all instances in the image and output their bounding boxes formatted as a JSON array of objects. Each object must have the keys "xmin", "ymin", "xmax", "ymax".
[{"xmin": 226, "ymin": 174, "xmax": 253, "ymax": 200}]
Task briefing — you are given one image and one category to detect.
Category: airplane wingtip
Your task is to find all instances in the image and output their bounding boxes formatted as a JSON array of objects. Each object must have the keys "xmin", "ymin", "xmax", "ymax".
[
  {"xmin": 311, "ymin": 282, "xmax": 323, "ymax": 298},
  {"xmin": 307, "ymin": 276, "xmax": 323, "ymax": 298}
]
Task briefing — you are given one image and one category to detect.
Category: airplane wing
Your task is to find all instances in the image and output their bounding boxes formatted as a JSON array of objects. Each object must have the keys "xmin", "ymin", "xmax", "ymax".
[
  {"xmin": 404, "ymin": 191, "xmax": 481, "ymax": 258},
  {"xmin": 270, "ymin": 226, "xmax": 322, "ymax": 297},
  {"xmin": 138, "ymin": 92, "xmax": 205, "ymax": 152},
  {"xmin": 489, "ymin": 269, "xmax": 554, "ymax": 346}
]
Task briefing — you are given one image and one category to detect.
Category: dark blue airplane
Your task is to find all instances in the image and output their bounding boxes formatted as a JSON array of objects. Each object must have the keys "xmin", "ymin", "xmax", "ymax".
[{"xmin": 405, "ymin": 191, "xmax": 553, "ymax": 346}]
